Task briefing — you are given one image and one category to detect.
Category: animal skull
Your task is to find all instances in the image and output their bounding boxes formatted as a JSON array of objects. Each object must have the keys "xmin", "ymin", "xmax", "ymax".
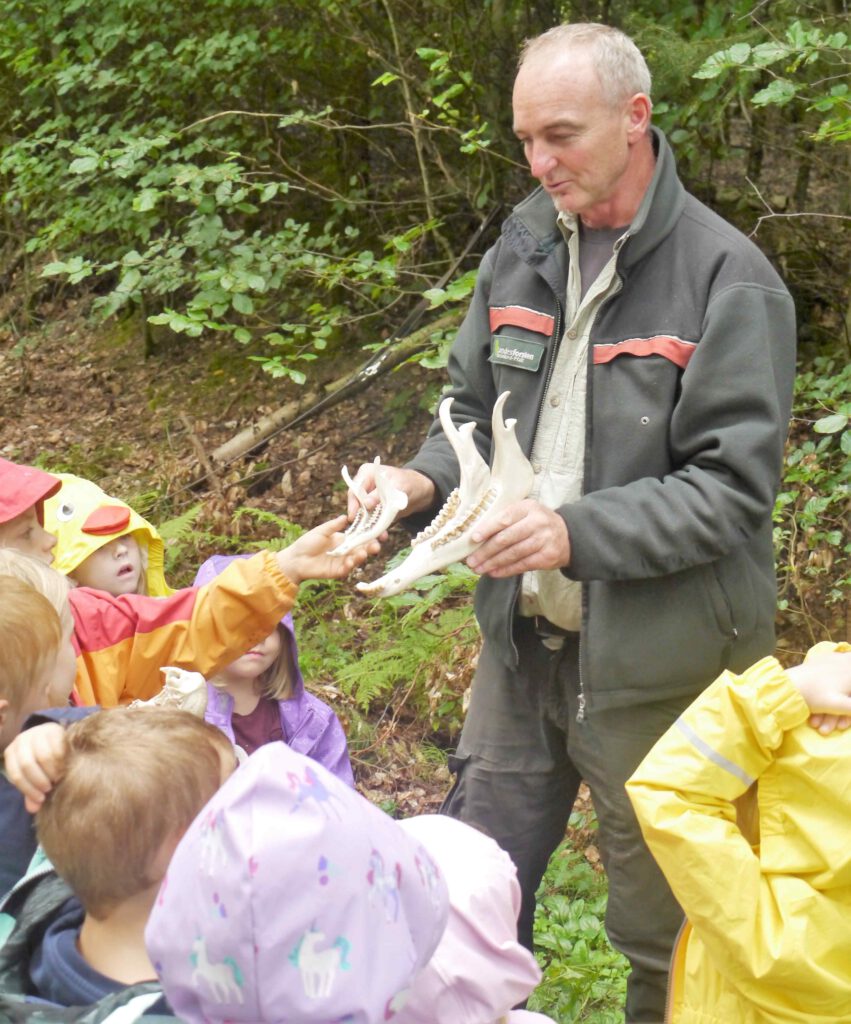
[
  {"xmin": 128, "ymin": 666, "xmax": 208, "ymax": 718},
  {"xmin": 329, "ymin": 457, "xmax": 409, "ymax": 556},
  {"xmin": 357, "ymin": 391, "xmax": 533, "ymax": 597}
]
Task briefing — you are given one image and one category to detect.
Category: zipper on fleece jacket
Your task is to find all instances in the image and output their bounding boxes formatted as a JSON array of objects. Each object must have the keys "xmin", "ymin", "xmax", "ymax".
[{"xmin": 574, "ymin": 264, "xmax": 626, "ymax": 722}]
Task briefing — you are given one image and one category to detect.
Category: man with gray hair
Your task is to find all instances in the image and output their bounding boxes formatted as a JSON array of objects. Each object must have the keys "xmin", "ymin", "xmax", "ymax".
[{"xmin": 349, "ymin": 23, "xmax": 796, "ymax": 1021}]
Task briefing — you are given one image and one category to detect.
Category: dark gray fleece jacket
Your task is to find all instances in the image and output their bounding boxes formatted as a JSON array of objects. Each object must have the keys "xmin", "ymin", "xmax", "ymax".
[{"xmin": 407, "ymin": 127, "xmax": 797, "ymax": 711}]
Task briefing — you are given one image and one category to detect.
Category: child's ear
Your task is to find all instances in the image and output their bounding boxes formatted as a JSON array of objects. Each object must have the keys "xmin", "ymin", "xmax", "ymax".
[{"xmin": 0, "ymin": 698, "xmax": 9, "ymax": 730}]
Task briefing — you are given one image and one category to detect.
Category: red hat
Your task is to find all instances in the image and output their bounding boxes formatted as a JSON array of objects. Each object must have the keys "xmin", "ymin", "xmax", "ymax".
[{"xmin": 0, "ymin": 457, "xmax": 62, "ymax": 526}]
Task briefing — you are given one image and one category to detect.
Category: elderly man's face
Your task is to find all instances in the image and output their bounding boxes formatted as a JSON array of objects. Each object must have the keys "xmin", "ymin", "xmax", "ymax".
[{"xmin": 512, "ymin": 48, "xmax": 647, "ymax": 228}]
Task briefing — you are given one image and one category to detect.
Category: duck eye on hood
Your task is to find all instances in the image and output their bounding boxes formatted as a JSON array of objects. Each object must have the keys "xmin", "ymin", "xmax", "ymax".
[{"xmin": 55, "ymin": 502, "xmax": 76, "ymax": 522}]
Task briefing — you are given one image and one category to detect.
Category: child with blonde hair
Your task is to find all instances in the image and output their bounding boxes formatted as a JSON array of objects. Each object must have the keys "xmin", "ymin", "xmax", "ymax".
[
  {"xmin": 0, "ymin": 708, "xmax": 234, "ymax": 1017},
  {"xmin": 0, "ymin": 563, "xmax": 80, "ymax": 898},
  {"xmin": 44, "ymin": 473, "xmax": 172, "ymax": 597},
  {"xmin": 195, "ymin": 554, "xmax": 353, "ymax": 783}
]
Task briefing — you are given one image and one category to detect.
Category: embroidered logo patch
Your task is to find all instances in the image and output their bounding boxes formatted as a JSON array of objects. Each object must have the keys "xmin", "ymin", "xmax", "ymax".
[{"xmin": 489, "ymin": 335, "xmax": 545, "ymax": 372}]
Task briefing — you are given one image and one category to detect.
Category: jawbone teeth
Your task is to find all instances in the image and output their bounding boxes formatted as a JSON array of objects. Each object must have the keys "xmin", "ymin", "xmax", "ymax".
[
  {"xmin": 330, "ymin": 456, "xmax": 409, "ymax": 556},
  {"xmin": 356, "ymin": 391, "xmax": 533, "ymax": 597},
  {"xmin": 412, "ymin": 488, "xmax": 460, "ymax": 546}
]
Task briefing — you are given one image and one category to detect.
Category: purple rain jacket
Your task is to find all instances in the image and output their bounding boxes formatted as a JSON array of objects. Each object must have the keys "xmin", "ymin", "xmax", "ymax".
[
  {"xmin": 145, "ymin": 743, "xmax": 449, "ymax": 1023},
  {"xmin": 193, "ymin": 554, "xmax": 354, "ymax": 787}
]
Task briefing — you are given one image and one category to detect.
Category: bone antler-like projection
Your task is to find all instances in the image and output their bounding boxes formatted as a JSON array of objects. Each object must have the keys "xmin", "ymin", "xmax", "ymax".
[
  {"xmin": 329, "ymin": 457, "xmax": 409, "ymax": 556},
  {"xmin": 357, "ymin": 391, "xmax": 534, "ymax": 598}
]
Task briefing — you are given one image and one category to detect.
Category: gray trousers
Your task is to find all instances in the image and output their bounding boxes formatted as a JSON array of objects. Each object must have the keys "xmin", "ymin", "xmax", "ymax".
[{"xmin": 442, "ymin": 618, "xmax": 692, "ymax": 1023}]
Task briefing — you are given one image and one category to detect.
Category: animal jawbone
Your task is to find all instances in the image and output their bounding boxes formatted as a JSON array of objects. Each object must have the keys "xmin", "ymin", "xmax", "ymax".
[
  {"xmin": 329, "ymin": 457, "xmax": 409, "ymax": 556},
  {"xmin": 357, "ymin": 391, "xmax": 533, "ymax": 598}
]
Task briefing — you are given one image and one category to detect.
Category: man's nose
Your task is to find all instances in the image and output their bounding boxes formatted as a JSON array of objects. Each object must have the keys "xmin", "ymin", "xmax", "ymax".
[
  {"xmin": 528, "ymin": 144, "xmax": 556, "ymax": 180},
  {"xmin": 43, "ymin": 528, "xmax": 57, "ymax": 554}
]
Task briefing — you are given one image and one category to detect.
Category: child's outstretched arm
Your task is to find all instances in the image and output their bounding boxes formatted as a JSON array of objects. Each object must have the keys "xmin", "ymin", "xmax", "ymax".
[
  {"xmin": 71, "ymin": 515, "xmax": 380, "ymax": 706},
  {"xmin": 275, "ymin": 514, "xmax": 379, "ymax": 583},
  {"xmin": 4, "ymin": 722, "xmax": 67, "ymax": 813}
]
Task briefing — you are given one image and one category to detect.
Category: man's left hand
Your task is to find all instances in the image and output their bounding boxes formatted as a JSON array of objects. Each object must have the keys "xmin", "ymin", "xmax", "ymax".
[{"xmin": 466, "ymin": 499, "xmax": 571, "ymax": 578}]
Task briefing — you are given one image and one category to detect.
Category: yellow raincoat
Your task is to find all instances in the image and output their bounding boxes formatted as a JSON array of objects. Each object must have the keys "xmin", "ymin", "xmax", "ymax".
[
  {"xmin": 626, "ymin": 644, "xmax": 851, "ymax": 1024},
  {"xmin": 43, "ymin": 473, "xmax": 173, "ymax": 596}
]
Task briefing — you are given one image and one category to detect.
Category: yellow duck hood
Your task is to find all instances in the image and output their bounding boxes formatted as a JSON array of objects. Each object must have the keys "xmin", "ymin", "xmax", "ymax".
[{"xmin": 44, "ymin": 473, "xmax": 173, "ymax": 596}]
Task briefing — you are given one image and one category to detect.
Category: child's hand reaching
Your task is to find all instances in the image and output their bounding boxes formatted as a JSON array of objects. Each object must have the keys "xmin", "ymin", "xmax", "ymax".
[
  {"xmin": 785, "ymin": 650, "xmax": 851, "ymax": 735},
  {"xmin": 276, "ymin": 514, "xmax": 380, "ymax": 585},
  {"xmin": 4, "ymin": 722, "xmax": 67, "ymax": 813}
]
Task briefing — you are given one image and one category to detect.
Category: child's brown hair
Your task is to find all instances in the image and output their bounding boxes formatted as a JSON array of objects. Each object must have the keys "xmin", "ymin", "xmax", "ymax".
[
  {"xmin": 37, "ymin": 707, "xmax": 233, "ymax": 919},
  {"xmin": 0, "ymin": 574, "xmax": 62, "ymax": 709}
]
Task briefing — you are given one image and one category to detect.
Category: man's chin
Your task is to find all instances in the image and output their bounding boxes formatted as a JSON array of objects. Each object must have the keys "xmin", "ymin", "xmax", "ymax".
[{"xmin": 547, "ymin": 191, "xmax": 579, "ymax": 215}]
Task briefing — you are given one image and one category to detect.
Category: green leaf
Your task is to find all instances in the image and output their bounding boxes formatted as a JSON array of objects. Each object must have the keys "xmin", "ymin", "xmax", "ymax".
[
  {"xmin": 133, "ymin": 188, "xmax": 159, "ymax": 212},
  {"xmin": 371, "ymin": 71, "xmax": 399, "ymax": 87},
  {"xmin": 41, "ymin": 262, "xmax": 70, "ymax": 277},
  {"xmin": 118, "ymin": 267, "xmax": 142, "ymax": 292},
  {"xmin": 69, "ymin": 155, "xmax": 99, "ymax": 173},
  {"xmin": 753, "ymin": 79, "xmax": 797, "ymax": 107},
  {"xmin": 814, "ymin": 413, "xmax": 849, "ymax": 434},
  {"xmin": 232, "ymin": 292, "xmax": 254, "ymax": 315}
]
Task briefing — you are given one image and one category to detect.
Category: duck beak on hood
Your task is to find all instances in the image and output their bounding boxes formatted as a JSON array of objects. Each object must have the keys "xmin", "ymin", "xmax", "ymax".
[{"xmin": 82, "ymin": 504, "xmax": 131, "ymax": 535}]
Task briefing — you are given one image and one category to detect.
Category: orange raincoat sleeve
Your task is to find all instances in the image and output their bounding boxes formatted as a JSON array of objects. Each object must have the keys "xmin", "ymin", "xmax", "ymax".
[{"xmin": 69, "ymin": 550, "xmax": 298, "ymax": 706}]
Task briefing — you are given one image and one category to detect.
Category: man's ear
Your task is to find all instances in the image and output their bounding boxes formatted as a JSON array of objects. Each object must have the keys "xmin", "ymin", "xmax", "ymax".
[
  {"xmin": 625, "ymin": 93, "xmax": 652, "ymax": 143},
  {"xmin": 0, "ymin": 698, "xmax": 9, "ymax": 729}
]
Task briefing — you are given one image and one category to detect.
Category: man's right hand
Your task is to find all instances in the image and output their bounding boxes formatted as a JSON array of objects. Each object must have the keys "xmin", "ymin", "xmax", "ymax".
[{"xmin": 345, "ymin": 464, "xmax": 436, "ymax": 521}]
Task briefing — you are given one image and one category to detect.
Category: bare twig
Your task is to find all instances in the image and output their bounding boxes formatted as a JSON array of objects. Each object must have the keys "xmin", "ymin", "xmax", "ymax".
[{"xmin": 745, "ymin": 176, "xmax": 851, "ymax": 236}]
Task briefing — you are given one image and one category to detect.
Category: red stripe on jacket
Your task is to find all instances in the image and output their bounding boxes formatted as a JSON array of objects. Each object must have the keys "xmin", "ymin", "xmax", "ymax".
[
  {"xmin": 593, "ymin": 336, "xmax": 697, "ymax": 370},
  {"xmin": 489, "ymin": 305, "xmax": 555, "ymax": 336}
]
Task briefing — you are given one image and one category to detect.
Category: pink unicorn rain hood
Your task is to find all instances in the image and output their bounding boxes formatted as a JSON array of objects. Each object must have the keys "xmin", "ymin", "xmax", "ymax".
[{"xmin": 145, "ymin": 743, "xmax": 449, "ymax": 1023}]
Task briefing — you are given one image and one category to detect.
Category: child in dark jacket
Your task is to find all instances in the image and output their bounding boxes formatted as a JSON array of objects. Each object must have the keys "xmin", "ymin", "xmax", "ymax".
[
  {"xmin": 194, "ymin": 554, "xmax": 353, "ymax": 785},
  {"xmin": 0, "ymin": 707, "xmax": 234, "ymax": 1018}
]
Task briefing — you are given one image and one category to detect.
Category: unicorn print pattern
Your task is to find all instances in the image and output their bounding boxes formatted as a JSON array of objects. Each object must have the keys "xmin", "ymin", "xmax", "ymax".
[
  {"xmin": 289, "ymin": 926, "xmax": 352, "ymax": 998},
  {"xmin": 287, "ymin": 766, "xmax": 341, "ymax": 818},
  {"xmin": 199, "ymin": 808, "xmax": 228, "ymax": 875},
  {"xmin": 367, "ymin": 848, "xmax": 402, "ymax": 922},
  {"xmin": 415, "ymin": 850, "xmax": 443, "ymax": 908},
  {"xmin": 190, "ymin": 935, "xmax": 244, "ymax": 1004}
]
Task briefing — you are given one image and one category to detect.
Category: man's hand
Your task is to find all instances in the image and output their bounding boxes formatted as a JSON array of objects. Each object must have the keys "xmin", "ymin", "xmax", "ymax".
[
  {"xmin": 345, "ymin": 464, "xmax": 435, "ymax": 521},
  {"xmin": 466, "ymin": 499, "xmax": 571, "ymax": 578},
  {"xmin": 275, "ymin": 515, "xmax": 381, "ymax": 585},
  {"xmin": 4, "ymin": 723, "xmax": 67, "ymax": 813},
  {"xmin": 785, "ymin": 650, "xmax": 851, "ymax": 735}
]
